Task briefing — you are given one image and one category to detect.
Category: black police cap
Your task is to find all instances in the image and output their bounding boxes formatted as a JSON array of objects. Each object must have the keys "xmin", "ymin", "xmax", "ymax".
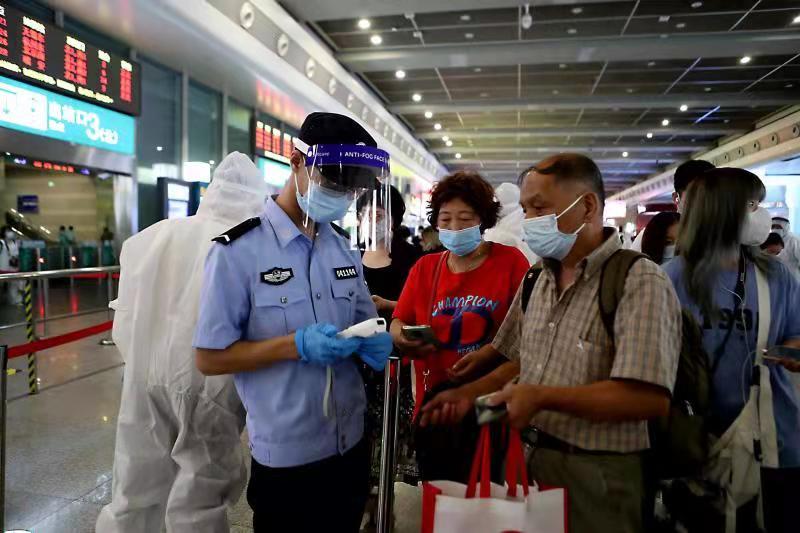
[
  {"xmin": 298, "ymin": 112, "xmax": 381, "ymax": 189},
  {"xmin": 298, "ymin": 112, "xmax": 377, "ymax": 148}
]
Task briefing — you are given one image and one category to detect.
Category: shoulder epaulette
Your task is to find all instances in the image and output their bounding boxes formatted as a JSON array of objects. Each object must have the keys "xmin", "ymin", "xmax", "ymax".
[
  {"xmin": 212, "ymin": 217, "xmax": 261, "ymax": 245},
  {"xmin": 330, "ymin": 222, "xmax": 351, "ymax": 240}
]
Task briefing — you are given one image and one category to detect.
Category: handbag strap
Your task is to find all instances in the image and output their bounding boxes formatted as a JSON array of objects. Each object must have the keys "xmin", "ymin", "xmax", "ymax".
[
  {"xmin": 466, "ymin": 425, "xmax": 531, "ymax": 500},
  {"xmin": 465, "ymin": 425, "xmax": 492, "ymax": 498},
  {"xmin": 754, "ymin": 264, "xmax": 779, "ymax": 468},
  {"xmin": 505, "ymin": 427, "xmax": 530, "ymax": 498},
  {"xmin": 427, "ymin": 252, "xmax": 448, "ymax": 321},
  {"xmin": 754, "ymin": 264, "xmax": 770, "ymax": 359},
  {"xmin": 417, "ymin": 253, "xmax": 447, "ymax": 390}
]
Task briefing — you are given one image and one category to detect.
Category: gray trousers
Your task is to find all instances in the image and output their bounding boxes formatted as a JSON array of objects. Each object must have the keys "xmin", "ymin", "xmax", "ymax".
[{"xmin": 526, "ymin": 446, "xmax": 645, "ymax": 533}]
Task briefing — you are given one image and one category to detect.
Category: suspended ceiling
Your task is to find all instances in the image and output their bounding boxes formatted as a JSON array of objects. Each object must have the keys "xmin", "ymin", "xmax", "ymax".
[{"xmin": 281, "ymin": 0, "xmax": 800, "ymax": 194}]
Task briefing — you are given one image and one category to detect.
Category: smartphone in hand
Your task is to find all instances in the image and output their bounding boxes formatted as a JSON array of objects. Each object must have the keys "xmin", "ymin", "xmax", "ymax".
[
  {"xmin": 401, "ymin": 325, "xmax": 438, "ymax": 346},
  {"xmin": 763, "ymin": 346, "xmax": 800, "ymax": 362}
]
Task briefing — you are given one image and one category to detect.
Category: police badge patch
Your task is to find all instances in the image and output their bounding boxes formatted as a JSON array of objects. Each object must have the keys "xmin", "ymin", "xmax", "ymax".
[
  {"xmin": 261, "ymin": 267, "xmax": 294, "ymax": 285},
  {"xmin": 333, "ymin": 266, "xmax": 358, "ymax": 280}
]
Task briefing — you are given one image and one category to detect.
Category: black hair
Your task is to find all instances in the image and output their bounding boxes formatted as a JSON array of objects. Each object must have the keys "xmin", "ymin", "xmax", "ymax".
[
  {"xmin": 772, "ymin": 216, "xmax": 789, "ymax": 223},
  {"xmin": 395, "ymin": 225, "xmax": 412, "ymax": 243},
  {"xmin": 679, "ymin": 167, "xmax": 769, "ymax": 318},
  {"xmin": 520, "ymin": 153, "xmax": 606, "ymax": 206},
  {"xmin": 761, "ymin": 232, "xmax": 785, "ymax": 250},
  {"xmin": 641, "ymin": 211, "xmax": 680, "ymax": 264},
  {"xmin": 428, "ymin": 171, "xmax": 500, "ymax": 231},
  {"xmin": 673, "ymin": 160, "xmax": 715, "ymax": 195}
]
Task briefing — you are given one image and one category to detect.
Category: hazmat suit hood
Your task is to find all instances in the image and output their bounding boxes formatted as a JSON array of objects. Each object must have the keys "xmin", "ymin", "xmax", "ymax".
[
  {"xmin": 484, "ymin": 182, "xmax": 537, "ymax": 265},
  {"xmin": 111, "ymin": 151, "xmax": 268, "ymax": 392},
  {"xmin": 495, "ymin": 182, "xmax": 521, "ymax": 218},
  {"xmin": 772, "ymin": 218, "xmax": 790, "ymax": 239},
  {"xmin": 771, "ymin": 217, "xmax": 800, "ymax": 276},
  {"xmin": 197, "ymin": 152, "xmax": 268, "ymax": 225}
]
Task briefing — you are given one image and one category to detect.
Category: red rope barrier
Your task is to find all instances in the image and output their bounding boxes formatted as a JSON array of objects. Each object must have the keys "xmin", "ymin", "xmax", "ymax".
[
  {"xmin": 68, "ymin": 273, "xmax": 120, "ymax": 279},
  {"xmin": 8, "ymin": 321, "xmax": 113, "ymax": 359}
]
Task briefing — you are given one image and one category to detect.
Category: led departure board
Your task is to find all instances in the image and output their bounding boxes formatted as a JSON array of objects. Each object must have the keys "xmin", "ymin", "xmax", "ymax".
[
  {"xmin": 254, "ymin": 119, "xmax": 297, "ymax": 163},
  {"xmin": 0, "ymin": 2, "xmax": 140, "ymax": 115}
]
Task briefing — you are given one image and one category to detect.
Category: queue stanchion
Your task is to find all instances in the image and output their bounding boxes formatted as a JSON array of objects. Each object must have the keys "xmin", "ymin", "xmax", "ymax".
[
  {"xmin": 98, "ymin": 271, "xmax": 115, "ymax": 346},
  {"xmin": 97, "ymin": 242, "xmax": 103, "ymax": 286},
  {"xmin": 23, "ymin": 282, "xmax": 38, "ymax": 396},
  {"xmin": 68, "ymin": 246, "xmax": 75, "ymax": 290},
  {"xmin": 377, "ymin": 356, "xmax": 401, "ymax": 533},
  {"xmin": 42, "ymin": 277, "xmax": 50, "ymax": 338},
  {"xmin": 34, "ymin": 248, "xmax": 45, "ymax": 338}
]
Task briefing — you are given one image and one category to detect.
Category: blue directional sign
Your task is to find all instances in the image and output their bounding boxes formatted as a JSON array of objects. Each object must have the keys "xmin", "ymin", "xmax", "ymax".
[{"xmin": 0, "ymin": 74, "xmax": 135, "ymax": 154}]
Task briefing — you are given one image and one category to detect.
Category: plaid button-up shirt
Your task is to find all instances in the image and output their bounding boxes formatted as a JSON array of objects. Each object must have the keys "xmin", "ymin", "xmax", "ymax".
[{"xmin": 493, "ymin": 230, "xmax": 681, "ymax": 452}]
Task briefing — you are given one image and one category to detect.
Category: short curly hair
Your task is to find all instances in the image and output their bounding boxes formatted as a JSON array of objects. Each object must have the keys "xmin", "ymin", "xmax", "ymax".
[{"xmin": 427, "ymin": 171, "xmax": 500, "ymax": 232}]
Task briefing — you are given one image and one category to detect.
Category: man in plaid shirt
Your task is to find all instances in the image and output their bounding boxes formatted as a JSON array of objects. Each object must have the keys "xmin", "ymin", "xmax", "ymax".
[{"xmin": 420, "ymin": 154, "xmax": 681, "ymax": 533}]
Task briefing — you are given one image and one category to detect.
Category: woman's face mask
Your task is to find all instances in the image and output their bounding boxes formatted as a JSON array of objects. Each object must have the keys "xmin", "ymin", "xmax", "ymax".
[
  {"xmin": 360, "ymin": 208, "xmax": 389, "ymax": 245},
  {"xmin": 438, "ymin": 224, "xmax": 482, "ymax": 256},
  {"xmin": 740, "ymin": 206, "xmax": 772, "ymax": 246},
  {"xmin": 662, "ymin": 244, "xmax": 676, "ymax": 264}
]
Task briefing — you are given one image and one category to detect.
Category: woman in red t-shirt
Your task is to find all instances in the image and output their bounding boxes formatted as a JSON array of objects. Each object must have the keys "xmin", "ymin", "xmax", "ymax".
[{"xmin": 391, "ymin": 172, "xmax": 530, "ymax": 413}]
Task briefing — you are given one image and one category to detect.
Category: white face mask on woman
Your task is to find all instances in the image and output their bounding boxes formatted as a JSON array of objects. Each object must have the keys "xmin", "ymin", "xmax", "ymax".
[
  {"xmin": 662, "ymin": 244, "xmax": 676, "ymax": 264},
  {"xmin": 740, "ymin": 206, "xmax": 772, "ymax": 246}
]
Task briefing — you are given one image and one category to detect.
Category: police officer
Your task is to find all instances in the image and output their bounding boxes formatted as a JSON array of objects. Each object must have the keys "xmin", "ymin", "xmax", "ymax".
[{"xmin": 193, "ymin": 112, "xmax": 393, "ymax": 532}]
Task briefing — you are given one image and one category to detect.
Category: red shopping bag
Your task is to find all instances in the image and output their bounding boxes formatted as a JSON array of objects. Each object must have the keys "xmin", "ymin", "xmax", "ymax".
[{"xmin": 421, "ymin": 425, "xmax": 567, "ymax": 533}]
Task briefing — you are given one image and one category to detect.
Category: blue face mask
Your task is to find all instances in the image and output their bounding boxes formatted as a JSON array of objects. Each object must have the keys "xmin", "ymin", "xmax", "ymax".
[
  {"xmin": 439, "ymin": 224, "xmax": 482, "ymax": 256},
  {"xmin": 296, "ymin": 182, "xmax": 353, "ymax": 224},
  {"xmin": 522, "ymin": 195, "xmax": 586, "ymax": 261}
]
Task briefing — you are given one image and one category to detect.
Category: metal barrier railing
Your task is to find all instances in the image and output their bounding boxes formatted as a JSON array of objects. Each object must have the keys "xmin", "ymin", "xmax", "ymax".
[
  {"xmin": 1, "ymin": 267, "xmax": 119, "ymax": 530},
  {"xmin": 0, "ymin": 265, "xmax": 120, "ymax": 281},
  {"xmin": 0, "ymin": 266, "xmax": 120, "ymax": 395},
  {"xmin": 378, "ymin": 356, "xmax": 402, "ymax": 533}
]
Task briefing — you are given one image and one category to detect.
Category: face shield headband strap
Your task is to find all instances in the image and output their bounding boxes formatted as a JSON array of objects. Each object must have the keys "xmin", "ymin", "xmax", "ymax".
[{"xmin": 293, "ymin": 139, "xmax": 390, "ymax": 173}]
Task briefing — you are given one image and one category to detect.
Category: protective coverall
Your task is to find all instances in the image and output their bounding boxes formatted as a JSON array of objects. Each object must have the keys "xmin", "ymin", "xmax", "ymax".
[
  {"xmin": 96, "ymin": 152, "xmax": 268, "ymax": 533},
  {"xmin": 773, "ymin": 218, "xmax": 800, "ymax": 277},
  {"xmin": 483, "ymin": 182, "xmax": 537, "ymax": 265}
]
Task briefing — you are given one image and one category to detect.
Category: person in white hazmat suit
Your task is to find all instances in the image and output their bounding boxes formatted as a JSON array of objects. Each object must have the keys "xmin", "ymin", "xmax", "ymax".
[
  {"xmin": 96, "ymin": 152, "xmax": 268, "ymax": 533},
  {"xmin": 483, "ymin": 182, "xmax": 537, "ymax": 265},
  {"xmin": 773, "ymin": 217, "xmax": 800, "ymax": 276}
]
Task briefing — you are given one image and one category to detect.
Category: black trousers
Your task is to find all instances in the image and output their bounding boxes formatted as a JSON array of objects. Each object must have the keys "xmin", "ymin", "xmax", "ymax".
[
  {"xmin": 761, "ymin": 467, "xmax": 800, "ymax": 533},
  {"xmin": 247, "ymin": 439, "xmax": 370, "ymax": 533}
]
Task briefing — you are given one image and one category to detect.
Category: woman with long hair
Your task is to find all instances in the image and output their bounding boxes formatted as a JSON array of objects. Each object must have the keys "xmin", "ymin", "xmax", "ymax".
[
  {"xmin": 641, "ymin": 211, "xmax": 680, "ymax": 265},
  {"xmin": 663, "ymin": 168, "xmax": 800, "ymax": 533}
]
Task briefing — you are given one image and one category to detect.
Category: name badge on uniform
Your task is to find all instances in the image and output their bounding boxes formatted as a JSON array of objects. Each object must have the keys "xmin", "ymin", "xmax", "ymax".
[
  {"xmin": 334, "ymin": 266, "xmax": 358, "ymax": 280},
  {"xmin": 261, "ymin": 267, "xmax": 294, "ymax": 285}
]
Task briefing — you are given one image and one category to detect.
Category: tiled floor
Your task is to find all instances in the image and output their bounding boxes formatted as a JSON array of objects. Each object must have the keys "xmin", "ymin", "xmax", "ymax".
[{"xmin": 1, "ymin": 293, "xmax": 423, "ymax": 532}]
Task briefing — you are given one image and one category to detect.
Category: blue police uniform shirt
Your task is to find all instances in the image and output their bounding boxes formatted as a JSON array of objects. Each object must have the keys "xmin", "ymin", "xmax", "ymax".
[
  {"xmin": 193, "ymin": 197, "xmax": 377, "ymax": 468},
  {"xmin": 663, "ymin": 257, "xmax": 800, "ymax": 467}
]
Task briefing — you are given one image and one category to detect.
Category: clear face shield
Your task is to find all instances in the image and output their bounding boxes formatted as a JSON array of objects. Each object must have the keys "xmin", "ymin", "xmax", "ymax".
[
  {"xmin": 293, "ymin": 139, "xmax": 392, "ymax": 251},
  {"xmin": 357, "ymin": 184, "xmax": 394, "ymax": 253}
]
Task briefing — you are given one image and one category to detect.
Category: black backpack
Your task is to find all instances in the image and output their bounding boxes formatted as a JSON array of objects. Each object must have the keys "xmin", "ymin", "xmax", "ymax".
[{"xmin": 520, "ymin": 249, "xmax": 710, "ymax": 479}]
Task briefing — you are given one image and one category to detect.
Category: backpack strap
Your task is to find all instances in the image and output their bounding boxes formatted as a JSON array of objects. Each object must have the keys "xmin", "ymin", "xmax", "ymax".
[
  {"xmin": 520, "ymin": 263, "xmax": 543, "ymax": 314},
  {"xmin": 598, "ymin": 249, "xmax": 647, "ymax": 339}
]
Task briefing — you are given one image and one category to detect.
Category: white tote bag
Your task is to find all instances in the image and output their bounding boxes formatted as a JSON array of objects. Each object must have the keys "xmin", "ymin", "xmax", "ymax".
[{"xmin": 421, "ymin": 425, "xmax": 567, "ymax": 533}]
